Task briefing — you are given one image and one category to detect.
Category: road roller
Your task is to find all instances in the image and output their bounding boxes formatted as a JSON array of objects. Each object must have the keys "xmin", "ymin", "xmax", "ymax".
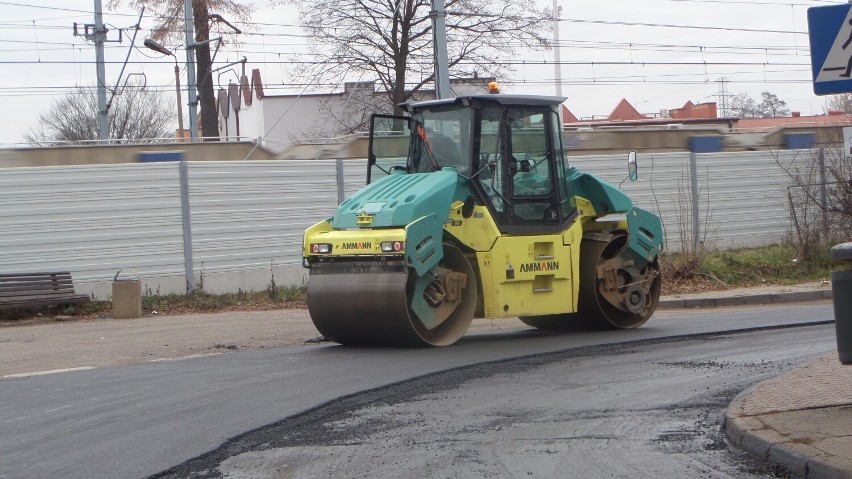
[{"xmin": 302, "ymin": 93, "xmax": 663, "ymax": 346}]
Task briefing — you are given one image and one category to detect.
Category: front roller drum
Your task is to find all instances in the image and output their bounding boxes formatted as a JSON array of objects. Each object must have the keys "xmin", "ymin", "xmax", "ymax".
[{"xmin": 307, "ymin": 243, "xmax": 478, "ymax": 347}]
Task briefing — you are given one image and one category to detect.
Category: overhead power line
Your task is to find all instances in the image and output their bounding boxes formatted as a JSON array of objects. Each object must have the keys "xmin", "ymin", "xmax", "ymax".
[
  {"xmin": 554, "ymin": 17, "xmax": 805, "ymax": 35},
  {"xmin": 11, "ymin": 53, "xmax": 808, "ymax": 70},
  {"xmin": 663, "ymin": 0, "xmax": 833, "ymax": 5},
  {"xmin": 0, "ymin": 59, "xmax": 813, "ymax": 66},
  {"xmin": 0, "ymin": 0, "xmax": 823, "ymax": 106},
  {"xmin": 0, "ymin": 1, "xmax": 94, "ymax": 14}
]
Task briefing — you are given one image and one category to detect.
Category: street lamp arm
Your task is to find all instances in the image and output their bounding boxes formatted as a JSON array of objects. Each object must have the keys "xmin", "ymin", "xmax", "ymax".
[
  {"xmin": 207, "ymin": 14, "xmax": 242, "ymax": 34},
  {"xmin": 143, "ymin": 38, "xmax": 173, "ymax": 57},
  {"xmin": 143, "ymin": 37, "xmax": 185, "ymax": 141},
  {"xmin": 211, "ymin": 57, "xmax": 247, "ymax": 74},
  {"xmin": 188, "ymin": 36, "xmax": 223, "ymax": 49}
]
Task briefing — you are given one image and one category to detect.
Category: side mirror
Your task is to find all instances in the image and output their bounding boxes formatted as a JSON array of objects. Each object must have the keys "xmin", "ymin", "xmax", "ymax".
[{"xmin": 627, "ymin": 151, "xmax": 638, "ymax": 181}]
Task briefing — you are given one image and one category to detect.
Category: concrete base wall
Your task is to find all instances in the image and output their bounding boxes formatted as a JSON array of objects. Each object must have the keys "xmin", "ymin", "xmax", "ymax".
[
  {"xmin": 0, "ymin": 141, "xmax": 274, "ymax": 168},
  {"xmin": 78, "ymin": 266, "xmax": 308, "ymax": 301}
]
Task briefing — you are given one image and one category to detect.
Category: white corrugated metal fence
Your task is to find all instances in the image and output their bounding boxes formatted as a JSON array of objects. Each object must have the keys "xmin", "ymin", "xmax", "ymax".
[{"xmin": 0, "ymin": 151, "xmax": 804, "ymax": 299}]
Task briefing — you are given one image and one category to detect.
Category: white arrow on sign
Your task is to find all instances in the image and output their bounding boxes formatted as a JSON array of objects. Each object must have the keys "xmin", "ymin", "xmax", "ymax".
[{"xmin": 816, "ymin": 8, "xmax": 852, "ymax": 83}]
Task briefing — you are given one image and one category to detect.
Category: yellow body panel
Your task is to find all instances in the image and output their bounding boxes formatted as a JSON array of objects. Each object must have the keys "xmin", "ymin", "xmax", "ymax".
[
  {"xmin": 574, "ymin": 196, "xmax": 630, "ymax": 233},
  {"xmin": 303, "ymin": 220, "xmax": 405, "ymax": 256},
  {"xmin": 574, "ymin": 196, "xmax": 596, "ymax": 217},
  {"xmin": 476, "ymin": 220, "xmax": 584, "ymax": 319},
  {"xmin": 443, "ymin": 202, "xmax": 502, "ymax": 252},
  {"xmin": 443, "ymin": 199, "xmax": 599, "ymax": 319}
]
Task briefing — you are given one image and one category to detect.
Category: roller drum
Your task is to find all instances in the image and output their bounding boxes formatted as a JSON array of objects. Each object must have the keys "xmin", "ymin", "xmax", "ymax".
[
  {"xmin": 307, "ymin": 243, "xmax": 477, "ymax": 347},
  {"xmin": 309, "ymin": 267, "xmax": 420, "ymax": 345}
]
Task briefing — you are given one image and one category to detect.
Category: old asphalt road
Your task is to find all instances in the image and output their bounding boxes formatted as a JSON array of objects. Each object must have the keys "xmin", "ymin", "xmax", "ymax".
[{"xmin": 0, "ymin": 285, "xmax": 842, "ymax": 478}]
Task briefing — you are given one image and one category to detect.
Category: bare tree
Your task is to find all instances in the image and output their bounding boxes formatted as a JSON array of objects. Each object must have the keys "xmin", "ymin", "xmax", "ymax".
[
  {"xmin": 110, "ymin": 0, "xmax": 254, "ymax": 139},
  {"xmin": 825, "ymin": 93, "xmax": 852, "ymax": 114},
  {"xmin": 757, "ymin": 91, "xmax": 790, "ymax": 118},
  {"xmin": 773, "ymin": 126, "xmax": 852, "ymax": 261},
  {"xmin": 729, "ymin": 92, "xmax": 759, "ymax": 118},
  {"xmin": 729, "ymin": 91, "xmax": 790, "ymax": 118},
  {"xmin": 24, "ymin": 79, "xmax": 175, "ymax": 145},
  {"xmin": 287, "ymin": 0, "xmax": 551, "ymax": 114}
]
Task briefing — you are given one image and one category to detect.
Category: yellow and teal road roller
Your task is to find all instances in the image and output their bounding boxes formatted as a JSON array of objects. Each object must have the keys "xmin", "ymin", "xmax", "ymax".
[{"xmin": 303, "ymin": 93, "xmax": 663, "ymax": 346}]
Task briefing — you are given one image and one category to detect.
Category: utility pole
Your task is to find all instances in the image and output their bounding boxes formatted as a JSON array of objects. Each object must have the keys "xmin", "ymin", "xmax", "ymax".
[
  {"xmin": 553, "ymin": 0, "xmax": 562, "ymax": 98},
  {"xmin": 184, "ymin": 0, "xmax": 200, "ymax": 141},
  {"xmin": 94, "ymin": 0, "xmax": 109, "ymax": 142},
  {"xmin": 74, "ymin": 0, "xmax": 123, "ymax": 143},
  {"xmin": 717, "ymin": 77, "xmax": 729, "ymax": 117},
  {"xmin": 430, "ymin": 0, "xmax": 451, "ymax": 99}
]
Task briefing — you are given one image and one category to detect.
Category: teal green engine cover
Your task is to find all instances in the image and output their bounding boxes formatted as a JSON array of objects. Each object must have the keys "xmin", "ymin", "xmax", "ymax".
[
  {"xmin": 569, "ymin": 169, "xmax": 634, "ymax": 216},
  {"xmin": 332, "ymin": 168, "xmax": 470, "ymax": 275},
  {"xmin": 569, "ymin": 168, "xmax": 664, "ymax": 265},
  {"xmin": 626, "ymin": 206, "xmax": 664, "ymax": 263},
  {"xmin": 334, "ymin": 169, "xmax": 468, "ymax": 228}
]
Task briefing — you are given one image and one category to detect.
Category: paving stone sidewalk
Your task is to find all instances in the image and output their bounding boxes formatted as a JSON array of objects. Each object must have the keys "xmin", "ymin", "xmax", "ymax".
[
  {"xmin": 659, "ymin": 281, "xmax": 833, "ymax": 309},
  {"xmin": 725, "ymin": 353, "xmax": 852, "ymax": 479},
  {"xmin": 695, "ymin": 281, "xmax": 852, "ymax": 478}
]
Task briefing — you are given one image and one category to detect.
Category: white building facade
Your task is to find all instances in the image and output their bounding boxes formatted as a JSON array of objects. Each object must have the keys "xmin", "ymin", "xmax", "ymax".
[{"xmin": 216, "ymin": 69, "xmax": 493, "ymax": 153}]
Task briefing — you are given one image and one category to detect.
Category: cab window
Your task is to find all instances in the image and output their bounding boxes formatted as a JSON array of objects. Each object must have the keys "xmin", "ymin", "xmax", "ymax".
[
  {"xmin": 508, "ymin": 110, "xmax": 555, "ymax": 221},
  {"xmin": 550, "ymin": 110, "xmax": 576, "ymax": 217},
  {"xmin": 410, "ymin": 106, "xmax": 471, "ymax": 174},
  {"xmin": 476, "ymin": 106, "xmax": 507, "ymax": 215}
]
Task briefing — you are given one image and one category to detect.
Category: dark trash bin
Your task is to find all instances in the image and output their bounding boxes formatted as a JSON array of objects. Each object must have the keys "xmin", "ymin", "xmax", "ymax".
[{"xmin": 831, "ymin": 243, "xmax": 852, "ymax": 365}]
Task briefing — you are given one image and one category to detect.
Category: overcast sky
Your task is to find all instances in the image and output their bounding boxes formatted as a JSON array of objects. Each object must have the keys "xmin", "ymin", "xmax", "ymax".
[{"xmin": 0, "ymin": 0, "xmax": 841, "ymax": 145}]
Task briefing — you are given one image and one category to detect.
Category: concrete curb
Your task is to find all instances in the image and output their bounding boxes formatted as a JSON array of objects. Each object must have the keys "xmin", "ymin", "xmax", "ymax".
[
  {"xmin": 659, "ymin": 289, "xmax": 832, "ymax": 309},
  {"xmin": 724, "ymin": 384, "xmax": 808, "ymax": 477},
  {"xmin": 724, "ymin": 381, "xmax": 852, "ymax": 479}
]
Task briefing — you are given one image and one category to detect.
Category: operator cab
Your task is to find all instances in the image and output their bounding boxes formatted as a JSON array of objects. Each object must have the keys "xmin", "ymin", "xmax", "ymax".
[{"xmin": 368, "ymin": 94, "xmax": 575, "ymax": 234}]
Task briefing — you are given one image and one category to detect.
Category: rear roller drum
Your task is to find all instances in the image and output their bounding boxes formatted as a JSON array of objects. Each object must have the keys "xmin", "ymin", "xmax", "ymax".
[
  {"xmin": 581, "ymin": 236, "xmax": 660, "ymax": 329},
  {"xmin": 520, "ymin": 236, "xmax": 660, "ymax": 330}
]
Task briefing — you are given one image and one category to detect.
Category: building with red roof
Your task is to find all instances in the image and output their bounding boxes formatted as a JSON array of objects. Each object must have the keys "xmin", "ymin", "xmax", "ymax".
[{"xmin": 561, "ymin": 98, "xmax": 852, "ymax": 154}]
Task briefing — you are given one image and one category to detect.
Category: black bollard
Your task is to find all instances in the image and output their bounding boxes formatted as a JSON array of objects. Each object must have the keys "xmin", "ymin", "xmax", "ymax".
[{"xmin": 831, "ymin": 243, "xmax": 852, "ymax": 365}]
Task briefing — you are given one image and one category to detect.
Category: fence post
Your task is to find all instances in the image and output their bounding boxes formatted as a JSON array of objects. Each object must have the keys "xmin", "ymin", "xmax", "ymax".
[
  {"xmin": 689, "ymin": 152, "xmax": 700, "ymax": 253},
  {"xmin": 179, "ymin": 160, "xmax": 196, "ymax": 293},
  {"xmin": 819, "ymin": 147, "xmax": 828, "ymax": 242},
  {"xmin": 336, "ymin": 159, "xmax": 345, "ymax": 204}
]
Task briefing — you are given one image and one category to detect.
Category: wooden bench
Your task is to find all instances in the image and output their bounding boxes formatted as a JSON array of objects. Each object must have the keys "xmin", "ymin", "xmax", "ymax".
[{"xmin": 0, "ymin": 272, "xmax": 90, "ymax": 310}]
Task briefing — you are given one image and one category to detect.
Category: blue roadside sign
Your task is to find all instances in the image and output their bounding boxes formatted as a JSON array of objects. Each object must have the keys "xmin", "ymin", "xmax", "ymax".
[{"xmin": 809, "ymin": 3, "xmax": 852, "ymax": 95}]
